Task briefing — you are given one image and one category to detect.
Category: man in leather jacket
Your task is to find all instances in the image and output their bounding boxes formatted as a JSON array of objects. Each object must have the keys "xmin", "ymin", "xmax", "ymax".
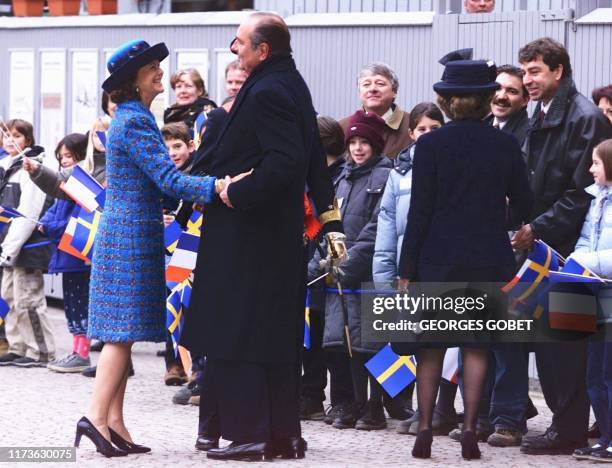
[{"xmin": 513, "ymin": 37, "xmax": 612, "ymax": 456}]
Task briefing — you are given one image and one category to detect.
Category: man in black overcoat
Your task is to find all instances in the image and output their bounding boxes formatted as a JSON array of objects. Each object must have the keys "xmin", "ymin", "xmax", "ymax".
[
  {"xmin": 512, "ymin": 38, "xmax": 612, "ymax": 455},
  {"xmin": 181, "ymin": 12, "xmax": 342, "ymax": 462}
]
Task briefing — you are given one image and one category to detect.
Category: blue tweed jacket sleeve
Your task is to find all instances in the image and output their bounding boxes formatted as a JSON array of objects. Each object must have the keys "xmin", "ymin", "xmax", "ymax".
[{"xmin": 124, "ymin": 101, "xmax": 216, "ymax": 205}]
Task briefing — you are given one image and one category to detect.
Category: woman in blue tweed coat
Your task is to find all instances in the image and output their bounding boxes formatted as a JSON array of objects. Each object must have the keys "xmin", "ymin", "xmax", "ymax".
[{"xmin": 73, "ymin": 40, "xmax": 222, "ymax": 458}]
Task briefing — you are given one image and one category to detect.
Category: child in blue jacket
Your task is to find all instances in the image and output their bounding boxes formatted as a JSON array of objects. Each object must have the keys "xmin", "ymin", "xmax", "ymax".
[
  {"xmin": 39, "ymin": 133, "xmax": 91, "ymax": 373},
  {"xmin": 570, "ymin": 138, "xmax": 612, "ymax": 462}
]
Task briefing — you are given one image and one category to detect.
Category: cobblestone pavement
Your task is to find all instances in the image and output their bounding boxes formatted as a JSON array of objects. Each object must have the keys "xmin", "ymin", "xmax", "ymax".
[{"xmin": 0, "ymin": 305, "xmax": 589, "ymax": 467}]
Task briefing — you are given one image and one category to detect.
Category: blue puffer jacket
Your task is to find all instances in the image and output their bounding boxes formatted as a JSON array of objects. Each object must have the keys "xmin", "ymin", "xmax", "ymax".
[
  {"xmin": 373, "ymin": 144, "xmax": 414, "ymax": 285},
  {"xmin": 570, "ymin": 183, "xmax": 612, "ymax": 324},
  {"xmin": 572, "ymin": 184, "xmax": 612, "ymax": 277},
  {"xmin": 39, "ymin": 198, "xmax": 90, "ymax": 273}
]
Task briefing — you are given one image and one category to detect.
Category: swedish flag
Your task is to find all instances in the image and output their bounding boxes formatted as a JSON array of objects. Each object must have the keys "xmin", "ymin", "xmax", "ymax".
[
  {"xmin": 70, "ymin": 207, "xmax": 101, "ymax": 261},
  {"xmin": 0, "ymin": 206, "xmax": 24, "ymax": 233},
  {"xmin": 166, "ymin": 279, "xmax": 191, "ymax": 357},
  {"xmin": 304, "ymin": 289, "xmax": 311, "ymax": 349},
  {"xmin": 164, "ymin": 220, "xmax": 183, "ymax": 254},
  {"xmin": 0, "ymin": 298, "xmax": 9, "ymax": 327},
  {"xmin": 562, "ymin": 258, "xmax": 599, "ymax": 278},
  {"xmin": 365, "ymin": 344, "xmax": 417, "ymax": 398},
  {"xmin": 502, "ymin": 240, "xmax": 560, "ymax": 317},
  {"xmin": 185, "ymin": 210, "xmax": 203, "ymax": 235}
]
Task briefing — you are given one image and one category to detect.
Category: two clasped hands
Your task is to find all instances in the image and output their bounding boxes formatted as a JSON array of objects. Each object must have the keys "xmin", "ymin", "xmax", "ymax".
[{"xmin": 214, "ymin": 169, "xmax": 253, "ymax": 209}]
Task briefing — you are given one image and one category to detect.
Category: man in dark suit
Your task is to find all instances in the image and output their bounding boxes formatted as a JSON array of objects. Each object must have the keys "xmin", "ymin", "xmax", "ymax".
[
  {"xmin": 485, "ymin": 64, "xmax": 533, "ymax": 448},
  {"xmin": 182, "ymin": 12, "xmax": 342, "ymax": 462},
  {"xmin": 513, "ymin": 37, "xmax": 612, "ymax": 456}
]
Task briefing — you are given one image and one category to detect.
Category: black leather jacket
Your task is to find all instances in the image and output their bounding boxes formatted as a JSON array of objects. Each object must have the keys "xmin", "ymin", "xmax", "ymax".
[{"xmin": 523, "ymin": 78, "xmax": 612, "ymax": 256}]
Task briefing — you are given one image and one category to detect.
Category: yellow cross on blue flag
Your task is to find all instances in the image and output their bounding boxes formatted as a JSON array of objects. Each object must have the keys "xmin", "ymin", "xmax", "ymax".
[
  {"xmin": 501, "ymin": 240, "xmax": 560, "ymax": 317},
  {"xmin": 164, "ymin": 220, "xmax": 183, "ymax": 254},
  {"xmin": 166, "ymin": 279, "xmax": 192, "ymax": 357},
  {"xmin": 304, "ymin": 289, "xmax": 311, "ymax": 349},
  {"xmin": 365, "ymin": 344, "xmax": 417, "ymax": 398},
  {"xmin": 0, "ymin": 205, "xmax": 24, "ymax": 234},
  {"xmin": 0, "ymin": 297, "xmax": 9, "ymax": 326},
  {"xmin": 70, "ymin": 207, "xmax": 101, "ymax": 261}
]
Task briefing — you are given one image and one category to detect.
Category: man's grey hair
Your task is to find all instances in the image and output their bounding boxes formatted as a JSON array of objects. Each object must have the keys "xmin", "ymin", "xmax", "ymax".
[{"xmin": 357, "ymin": 62, "xmax": 400, "ymax": 93}]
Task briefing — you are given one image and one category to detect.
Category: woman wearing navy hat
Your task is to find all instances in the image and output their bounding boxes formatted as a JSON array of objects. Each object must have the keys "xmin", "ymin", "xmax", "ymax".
[
  {"xmin": 73, "ymin": 39, "xmax": 228, "ymax": 457},
  {"xmin": 397, "ymin": 57, "xmax": 533, "ymax": 460}
]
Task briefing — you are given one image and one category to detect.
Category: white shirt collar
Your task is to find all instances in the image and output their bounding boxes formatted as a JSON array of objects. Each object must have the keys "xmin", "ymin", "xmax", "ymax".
[
  {"xmin": 541, "ymin": 100, "xmax": 552, "ymax": 114},
  {"xmin": 493, "ymin": 117, "xmax": 507, "ymax": 130}
]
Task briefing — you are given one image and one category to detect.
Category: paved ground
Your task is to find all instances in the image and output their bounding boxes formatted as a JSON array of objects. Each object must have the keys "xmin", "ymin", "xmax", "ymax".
[{"xmin": 0, "ymin": 305, "xmax": 590, "ymax": 467}]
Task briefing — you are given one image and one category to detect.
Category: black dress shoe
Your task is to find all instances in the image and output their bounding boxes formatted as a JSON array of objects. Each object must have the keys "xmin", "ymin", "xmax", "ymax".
[
  {"xmin": 108, "ymin": 427, "xmax": 151, "ymax": 454},
  {"xmin": 461, "ymin": 430, "xmax": 481, "ymax": 460},
  {"xmin": 574, "ymin": 443, "xmax": 606, "ymax": 460},
  {"xmin": 270, "ymin": 437, "xmax": 307, "ymax": 459},
  {"xmin": 207, "ymin": 442, "xmax": 272, "ymax": 461},
  {"xmin": 74, "ymin": 417, "xmax": 128, "ymax": 458},
  {"xmin": 412, "ymin": 429, "xmax": 433, "ymax": 459},
  {"xmin": 520, "ymin": 429, "xmax": 585, "ymax": 455},
  {"xmin": 590, "ymin": 448, "xmax": 612, "ymax": 462},
  {"xmin": 195, "ymin": 435, "xmax": 219, "ymax": 451}
]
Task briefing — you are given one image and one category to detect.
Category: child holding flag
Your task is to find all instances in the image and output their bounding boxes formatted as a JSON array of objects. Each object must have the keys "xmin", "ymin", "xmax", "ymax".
[
  {"xmin": 570, "ymin": 138, "xmax": 612, "ymax": 462},
  {"xmin": 24, "ymin": 116, "xmax": 110, "ymax": 378},
  {"xmin": 0, "ymin": 119, "xmax": 54, "ymax": 367},
  {"xmin": 38, "ymin": 133, "xmax": 94, "ymax": 373},
  {"xmin": 308, "ymin": 110, "xmax": 392, "ymax": 431}
]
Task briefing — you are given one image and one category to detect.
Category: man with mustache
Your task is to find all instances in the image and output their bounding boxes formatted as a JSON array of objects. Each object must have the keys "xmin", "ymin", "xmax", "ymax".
[
  {"xmin": 482, "ymin": 64, "xmax": 534, "ymax": 449},
  {"xmin": 488, "ymin": 65, "xmax": 530, "ymax": 144},
  {"xmin": 512, "ymin": 37, "xmax": 612, "ymax": 456}
]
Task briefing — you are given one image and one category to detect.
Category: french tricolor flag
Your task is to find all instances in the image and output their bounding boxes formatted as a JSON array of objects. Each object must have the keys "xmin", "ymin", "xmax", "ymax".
[
  {"xmin": 60, "ymin": 165, "xmax": 105, "ymax": 213},
  {"xmin": 547, "ymin": 271, "xmax": 600, "ymax": 333},
  {"xmin": 57, "ymin": 205, "xmax": 91, "ymax": 263},
  {"xmin": 166, "ymin": 232, "xmax": 200, "ymax": 284}
]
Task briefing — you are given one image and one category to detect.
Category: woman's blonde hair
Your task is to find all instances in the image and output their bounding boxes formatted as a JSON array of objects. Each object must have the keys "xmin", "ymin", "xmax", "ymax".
[
  {"xmin": 436, "ymin": 92, "xmax": 494, "ymax": 121},
  {"xmin": 84, "ymin": 117, "xmax": 109, "ymax": 174}
]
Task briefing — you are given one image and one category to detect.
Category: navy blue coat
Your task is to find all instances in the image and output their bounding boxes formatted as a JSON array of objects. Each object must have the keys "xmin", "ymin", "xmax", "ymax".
[
  {"xmin": 398, "ymin": 119, "xmax": 533, "ymax": 282},
  {"xmin": 39, "ymin": 199, "xmax": 89, "ymax": 273},
  {"xmin": 183, "ymin": 55, "xmax": 336, "ymax": 363}
]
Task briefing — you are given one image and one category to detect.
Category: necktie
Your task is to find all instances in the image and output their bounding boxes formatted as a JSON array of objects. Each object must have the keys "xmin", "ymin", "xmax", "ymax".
[{"xmin": 538, "ymin": 110, "xmax": 546, "ymax": 127}]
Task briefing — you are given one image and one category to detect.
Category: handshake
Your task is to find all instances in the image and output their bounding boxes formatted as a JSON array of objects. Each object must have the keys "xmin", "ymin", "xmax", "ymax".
[{"xmin": 214, "ymin": 169, "xmax": 253, "ymax": 209}]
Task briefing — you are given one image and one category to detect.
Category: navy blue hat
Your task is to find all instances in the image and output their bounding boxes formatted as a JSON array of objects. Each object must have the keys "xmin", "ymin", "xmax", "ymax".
[
  {"xmin": 433, "ymin": 59, "xmax": 500, "ymax": 95},
  {"xmin": 102, "ymin": 39, "xmax": 169, "ymax": 92}
]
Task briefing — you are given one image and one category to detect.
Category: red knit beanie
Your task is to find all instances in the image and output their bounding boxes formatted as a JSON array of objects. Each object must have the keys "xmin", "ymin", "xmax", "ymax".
[{"xmin": 344, "ymin": 110, "xmax": 386, "ymax": 155}]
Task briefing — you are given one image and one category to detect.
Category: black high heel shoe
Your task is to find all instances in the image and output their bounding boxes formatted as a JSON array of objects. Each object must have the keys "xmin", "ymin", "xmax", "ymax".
[
  {"xmin": 412, "ymin": 429, "xmax": 433, "ymax": 459},
  {"xmin": 108, "ymin": 427, "xmax": 151, "ymax": 454},
  {"xmin": 461, "ymin": 430, "xmax": 481, "ymax": 460},
  {"xmin": 74, "ymin": 417, "xmax": 128, "ymax": 458}
]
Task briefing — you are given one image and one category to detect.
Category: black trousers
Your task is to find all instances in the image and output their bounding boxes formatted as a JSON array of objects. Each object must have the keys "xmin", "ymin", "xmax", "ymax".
[
  {"xmin": 199, "ymin": 358, "xmax": 301, "ymax": 443},
  {"xmin": 534, "ymin": 341, "xmax": 589, "ymax": 443},
  {"xmin": 301, "ymin": 307, "xmax": 354, "ymax": 405}
]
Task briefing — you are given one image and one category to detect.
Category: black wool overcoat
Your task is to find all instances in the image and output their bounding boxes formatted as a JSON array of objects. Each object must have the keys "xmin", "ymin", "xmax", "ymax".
[{"xmin": 181, "ymin": 55, "xmax": 334, "ymax": 363}]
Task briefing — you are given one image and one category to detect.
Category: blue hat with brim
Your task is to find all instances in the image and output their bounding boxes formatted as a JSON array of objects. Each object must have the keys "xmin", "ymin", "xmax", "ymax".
[
  {"xmin": 433, "ymin": 59, "xmax": 500, "ymax": 95},
  {"xmin": 102, "ymin": 39, "xmax": 169, "ymax": 93}
]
